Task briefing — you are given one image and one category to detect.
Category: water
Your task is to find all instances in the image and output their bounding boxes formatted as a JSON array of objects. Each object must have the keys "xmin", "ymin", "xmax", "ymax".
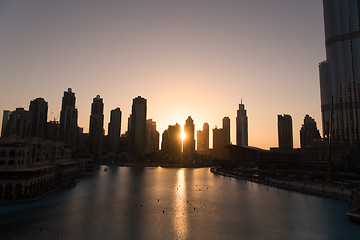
[{"xmin": 0, "ymin": 166, "xmax": 359, "ymax": 240}]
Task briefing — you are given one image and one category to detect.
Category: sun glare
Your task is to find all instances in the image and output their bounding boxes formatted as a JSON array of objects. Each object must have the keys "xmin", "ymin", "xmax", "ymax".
[{"xmin": 180, "ymin": 132, "xmax": 186, "ymax": 140}]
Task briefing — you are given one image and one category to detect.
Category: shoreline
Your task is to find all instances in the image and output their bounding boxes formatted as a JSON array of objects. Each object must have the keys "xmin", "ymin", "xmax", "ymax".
[{"xmin": 210, "ymin": 167, "xmax": 352, "ymax": 202}]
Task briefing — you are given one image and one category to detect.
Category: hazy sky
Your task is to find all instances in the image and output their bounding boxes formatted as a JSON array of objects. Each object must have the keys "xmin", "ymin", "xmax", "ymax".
[{"xmin": 0, "ymin": 0, "xmax": 325, "ymax": 149}]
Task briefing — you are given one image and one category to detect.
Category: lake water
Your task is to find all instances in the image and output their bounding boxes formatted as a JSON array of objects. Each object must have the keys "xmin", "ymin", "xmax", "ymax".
[{"xmin": 0, "ymin": 166, "xmax": 359, "ymax": 240}]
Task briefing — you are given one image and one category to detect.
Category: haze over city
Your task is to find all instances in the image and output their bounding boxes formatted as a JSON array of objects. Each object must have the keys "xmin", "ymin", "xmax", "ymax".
[{"xmin": 0, "ymin": 0, "xmax": 324, "ymax": 149}]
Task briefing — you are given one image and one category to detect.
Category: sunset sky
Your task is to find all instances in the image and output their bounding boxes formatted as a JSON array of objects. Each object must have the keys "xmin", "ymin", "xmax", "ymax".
[{"xmin": 0, "ymin": 0, "xmax": 325, "ymax": 149}]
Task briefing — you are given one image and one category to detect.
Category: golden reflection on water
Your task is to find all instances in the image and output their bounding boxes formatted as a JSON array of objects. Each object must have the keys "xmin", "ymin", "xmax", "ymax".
[{"xmin": 173, "ymin": 169, "xmax": 188, "ymax": 239}]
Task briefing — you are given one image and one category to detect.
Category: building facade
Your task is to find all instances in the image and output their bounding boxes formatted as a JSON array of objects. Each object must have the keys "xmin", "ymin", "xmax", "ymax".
[
  {"xmin": 129, "ymin": 96, "xmax": 147, "ymax": 155},
  {"xmin": 1, "ymin": 110, "xmax": 10, "ymax": 137},
  {"xmin": 89, "ymin": 95, "xmax": 104, "ymax": 161},
  {"xmin": 59, "ymin": 88, "xmax": 78, "ymax": 149},
  {"xmin": 236, "ymin": 102, "xmax": 248, "ymax": 146},
  {"xmin": 108, "ymin": 108, "xmax": 121, "ymax": 153},
  {"xmin": 29, "ymin": 97, "xmax": 48, "ymax": 138},
  {"xmin": 300, "ymin": 115, "xmax": 322, "ymax": 148},
  {"xmin": 319, "ymin": 0, "xmax": 360, "ymax": 145},
  {"xmin": 197, "ymin": 122, "xmax": 209, "ymax": 152},
  {"xmin": 278, "ymin": 114, "xmax": 293, "ymax": 150},
  {"xmin": 183, "ymin": 116, "xmax": 195, "ymax": 154},
  {"xmin": 145, "ymin": 119, "xmax": 159, "ymax": 154}
]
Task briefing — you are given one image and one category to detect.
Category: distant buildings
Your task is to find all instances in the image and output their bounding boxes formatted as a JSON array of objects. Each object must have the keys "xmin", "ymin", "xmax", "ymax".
[
  {"xmin": 319, "ymin": 0, "xmax": 360, "ymax": 145},
  {"xmin": 197, "ymin": 123, "xmax": 209, "ymax": 153},
  {"xmin": 145, "ymin": 119, "xmax": 159, "ymax": 154},
  {"xmin": 29, "ymin": 97, "xmax": 48, "ymax": 138},
  {"xmin": 213, "ymin": 117, "xmax": 231, "ymax": 155},
  {"xmin": 108, "ymin": 108, "xmax": 121, "ymax": 153},
  {"xmin": 89, "ymin": 95, "xmax": 104, "ymax": 161},
  {"xmin": 129, "ymin": 96, "xmax": 147, "ymax": 155},
  {"xmin": 236, "ymin": 101, "xmax": 248, "ymax": 146},
  {"xmin": 59, "ymin": 88, "xmax": 78, "ymax": 149},
  {"xmin": 1, "ymin": 110, "xmax": 10, "ymax": 137},
  {"xmin": 278, "ymin": 114, "xmax": 293, "ymax": 150},
  {"xmin": 300, "ymin": 115, "xmax": 321, "ymax": 149},
  {"xmin": 161, "ymin": 123, "xmax": 181, "ymax": 156},
  {"xmin": 8, "ymin": 108, "xmax": 33, "ymax": 138},
  {"xmin": 183, "ymin": 116, "xmax": 195, "ymax": 154}
]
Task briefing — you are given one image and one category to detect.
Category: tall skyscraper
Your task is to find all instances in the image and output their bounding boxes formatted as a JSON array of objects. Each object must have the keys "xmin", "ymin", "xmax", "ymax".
[
  {"xmin": 59, "ymin": 88, "xmax": 78, "ymax": 148},
  {"xmin": 300, "ymin": 115, "xmax": 321, "ymax": 149},
  {"xmin": 183, "ymin": 116, "xmax": 195, "ymax": 154},
  {"xmin": 1, "ymin": 110, "xmax": 10, "ymax": 137},
  {"xmin": 29, "ymin": 97, "xmax": 48, "ymax": 138},
  {"xmin": 8, "ymin": 108, "xmax": 33, "ymax": 138},
  {"xmin": 89, "ymin": 95, "xmax": 104, "ymax": 161},
  {"xmin": 108, "ymin": 108, "xmax": 121, "ymax": 152},
  {"xmin": 145, "ymin": 119, "xmax": 159, "ymax": 153},
  {"xmin": 129, "ymin": 96, "xmax": 147, "ymax": 155},
  {"xmin": 223, "ymin": 117, "xmax": 230, "ymax": 145},
  {"xmin": 213, "ymin": 126, "xmax": 224, "ymax": 154},
  {"xmin": 161, "ymin": 123, "xmax": 181, "ymax": 156},
  {"xmin": 278, "ymin": 114, "xmax": 293, "ymax": 150},
  {"xmin": 197, "ymin": 122, "xmax": 209, "ymax": 152},
  {"xmin": 319, "ymin": 0, "xmax": 360, "ymax": 145},
  {"xmin": 236, "ymin": 101, "xmax": 248, "ymax": 146}
]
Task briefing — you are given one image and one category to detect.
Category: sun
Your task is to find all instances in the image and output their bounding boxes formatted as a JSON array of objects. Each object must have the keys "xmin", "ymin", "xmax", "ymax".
[{"xmin": 180, "ymin": 132, "xmax": 186, "ymax": 141}]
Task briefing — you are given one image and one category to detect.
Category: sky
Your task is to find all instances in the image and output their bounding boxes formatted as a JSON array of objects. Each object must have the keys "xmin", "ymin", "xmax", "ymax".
[{"xmin": 0, "ymin": 0, "xmax": 325, "ymax": 150}]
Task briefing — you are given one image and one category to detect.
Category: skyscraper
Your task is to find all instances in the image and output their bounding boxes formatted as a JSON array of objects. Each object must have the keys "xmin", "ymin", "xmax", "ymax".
[
  {"xmin": 300, "ymin": 114, "xmax": 321, "ymax": 149},
  {"xmin": 183, "ymin": 116, "xmax": 195, "ymax": 154},
  {"xmin": 161, "ymin": 123, "xmax": 181, "ymax": 156},
  {"xmin": 129, "ymin": 96, "xmax": 147, "ymax": 155},
  {"xmin": 89, "ymin": 95, "xmax": 104, "ymax": 161},
  {"xmin": 223, "ymin": 117, "xmax": 230, "ymax": 145},
  {"xmin": 8, "ymin": 108, "xmax": 32, "ymax": 138},
  {"xmin": 278, "ymin": 114, "xmax": 293, "ymax": 150},
  {"xmin": 319, "ymin": 0, "xmax": 360, "ymax": 145},
  {"xmin": 197, "ymin": 122, "xmax": 209, "ymax": 152},
  {"xmin": 108, "ymin": 108, "xmax": 121, "ymax": 152},
  {"xmin": 1, "ymin": 110, "xmax": 10, "ymax": 137},
  {"xmin": 59, "ymin": 88, "xmax": 78, "ymax": 148},
  {"xmin": 236, "ymin": 101, "xmax": 248, "ymax": 146},
  {"xmin": 29, "ymin": 97, "xmax": 48, "ymax": 138},
  {"xmin": 145, "ymin": 119, "xmax": 159, "ymax": 153}
]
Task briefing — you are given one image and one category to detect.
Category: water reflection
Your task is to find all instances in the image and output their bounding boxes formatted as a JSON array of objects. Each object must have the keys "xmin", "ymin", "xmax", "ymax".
[{"xmin": 173, "ymin": 169, "xmax": 188, "ymax": 239}]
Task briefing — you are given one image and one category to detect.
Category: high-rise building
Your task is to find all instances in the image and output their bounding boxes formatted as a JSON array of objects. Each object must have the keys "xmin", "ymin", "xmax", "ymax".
[
  {"xmin": 108, "ymin": 108, "xmax": 121, "ymax": 152},
  {"xmin": 8, "ymin": 108, "xmax": 33, "ymax": 138},
  {"xmin": 46, "ymin": 120, "xmax": 59, "ymax": 142},
  {"xmin": 1, "ymin": 110, "xmax": 10, "ymax": 137},
  {"xmin": 236, "ymin": 101, "xmax": 248, "ymax": 146},
  {"xmin": 145, "ymin": 119, "xmax": 159, "ymax": 153},
  {"xmin": 197, "ymin": 122, "xmax": 209, "ymax": 152},
  {"xmin": 300, "ymin": 115, "xmax": 321, "ymax": 149},
  {"xmin": 29, "ymin": 97, "xmax": 48, "ymax": 138},
  {"xmin": 213, "ymin": 126, "xmax": 224, "ymax": 154},
  {"xmin": 319, "ymin": 0, "xmax": 360, "ymax": 145},
  {"xmin": 278, "ymin": 114, "xmax": 293, "ymax": 150},
  {"xmin": 89, "ymin": 95, "xmax": 104, "ymax": 161},
  {"xmin": 161, "ymin": 123, "xmax": 181, "ymax": 156},
  {"xmin": 223, "ymin": 117, "xmax": 230, "ymax": 145},
  {"xmin": 183, "ymin": 116, "xmax": 195, "ymax": 154},
  {"xmin": 59, "ymin": 88, "xmax": 78, "ymax": 148},
  {"xmin": 129, "ymin": 96, "xmax": 147, "ymax": 155}
]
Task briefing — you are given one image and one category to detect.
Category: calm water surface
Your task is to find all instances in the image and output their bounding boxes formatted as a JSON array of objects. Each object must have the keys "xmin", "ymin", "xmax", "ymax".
[{"xmin": 0, "ymin": 166, "xmax": 359, "ymax": 240}]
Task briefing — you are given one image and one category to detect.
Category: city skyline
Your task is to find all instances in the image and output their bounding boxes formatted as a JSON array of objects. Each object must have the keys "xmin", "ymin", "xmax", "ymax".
[{"xmin": 0, "ymin": 1, "xmax": 325, "ymax": 149}]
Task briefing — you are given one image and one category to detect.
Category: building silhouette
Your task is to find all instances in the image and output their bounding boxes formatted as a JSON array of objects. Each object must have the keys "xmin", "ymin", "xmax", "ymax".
[
  {"xmin": 89, "ymin": 95, "xmax": 104, "ymax": 161},
  {"xmin": 1, "ymin": 110, "xmax": 10, "ymax": 137},
  {"xmin": 129, "ymin": 96, "xmax": 147, "ymax": 155},
  {"xmin": 236, "ymin": 101, "xmax": 248, "ymax": 146},
  {"xmin": 8, "ymin": 108, "xmax": 32, "ymax": 138},
  {"xmin": 108, "ymin": 108, "xmax": 121, "ymax": 152},
  {"xmin": 29, "ymin": 97, "xmax": 48, "ymax": 138},
  {"xmin": 223, "ymin": 117, "xmax": 230, "ymax": 145},
  {"xmin": 300, "ymin": 114, "xmax": 321, "ymax": 149},
  {"xmin": 183, "ymin": 116, "xmax": 195, "ymax": 154},
  {"xmin": 59, "ymin": 88, "xmax": 78, "ymax": 149},
  {"xmin": 145, "ymin": 119, "xmax": 159, "ymax": 154},
  {"xmin": 213, "ymin": 117, "xmax": 231, "ymax": 155},
  {"xmin": 161, "ymin": 123, "xmax": 181, "ymax": 156},
  {"xmin": 197, "ymin": 122, "xmax": 209, "ymax": 152},
  {"xmin": 319, "ymin": 0, "xmax": 360, "ymax": 145},
  {"xmin": 278, "ymin": 114, "xmax": 293, "ymax": 150},
  {"xmin": 46, "ymin": 120, "xmax": 59, "ymax": 142}
]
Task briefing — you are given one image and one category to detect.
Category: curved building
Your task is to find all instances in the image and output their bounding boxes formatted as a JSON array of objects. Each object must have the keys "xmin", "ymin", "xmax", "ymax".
[{"xmin": 319, "ymin": 0, "xmax": 360, "ymax": 145}]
